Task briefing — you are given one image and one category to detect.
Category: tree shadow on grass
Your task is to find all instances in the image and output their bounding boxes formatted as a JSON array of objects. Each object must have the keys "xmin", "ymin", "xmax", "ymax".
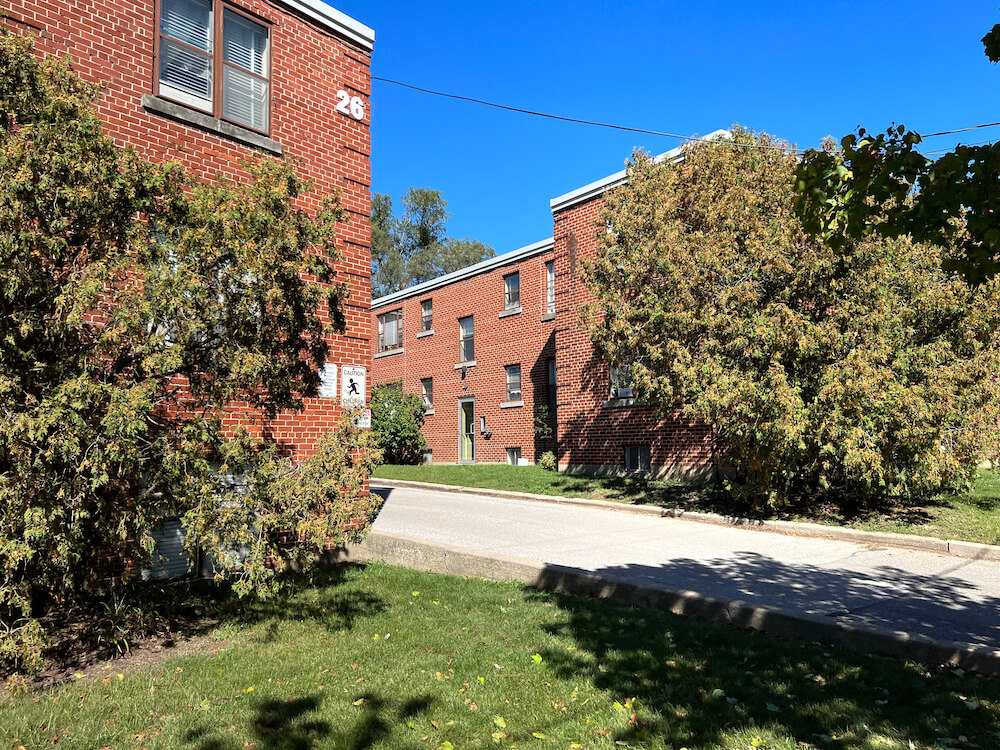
[
  {"xmin": 526, "ymin": 560, "xmax": 1000, "ymax": 749},
  {"xmin": 221, "ymin": 565, "xmax": 389, "ymax": 644},
  {"xmin": 187, "ymin": 691, "xmax": 432, "ymax": 750},
  {"xmin": 187, "ymin": 694, "xmax": 329, "ymax": 750}
]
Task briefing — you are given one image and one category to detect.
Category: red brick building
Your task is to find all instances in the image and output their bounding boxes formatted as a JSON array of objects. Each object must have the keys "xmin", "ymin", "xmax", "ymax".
[
  {"xmin": 371, "ymin": 239, "xmax": 558, "ymax": 465},
  {"xmin": 4, "ymin": 0, "xmax": 375, "ymax": 462},
  {"xmin": 373, "ymin": 140, "xmax": 725, "ymax": 479},
  {"xmin": 549, "ymin": 145, "xmax": 716, "ymax": 480}
]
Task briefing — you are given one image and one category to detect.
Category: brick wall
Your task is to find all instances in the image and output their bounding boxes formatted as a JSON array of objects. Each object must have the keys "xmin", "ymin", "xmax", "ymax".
[
  {"xmin": 552, "ymin": 194, "xmax": 714, "ymax": 480},
  {"xmin": 4, "ymin": 0, "xmax": 372, "ymax": 461},
  {"xmin": 371, "ymin": 244, "xmax": 557, "ymax": 464}
]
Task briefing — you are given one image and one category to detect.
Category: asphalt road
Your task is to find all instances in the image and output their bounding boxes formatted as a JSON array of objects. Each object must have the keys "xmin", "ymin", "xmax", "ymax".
[{"xmin": 371, "ymin": 484, "xmax": 1000, "ymax": 653}]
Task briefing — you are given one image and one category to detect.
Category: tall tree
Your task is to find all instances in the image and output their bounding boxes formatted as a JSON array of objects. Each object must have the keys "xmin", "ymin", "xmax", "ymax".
[
  {"xmin": 585, "ymin": 127, "xmax": 1000, "ymax": 510},
  {"xmin": 370, "ymin": 192, "xmax": 406, "ymax": 297},
  {"xmin": 794, "ymin": 24, "xmax": 1000, "ymax": 283},
  {"xmin": 370, "ymin": 188, "xmax": 494, "ymax": 296}
]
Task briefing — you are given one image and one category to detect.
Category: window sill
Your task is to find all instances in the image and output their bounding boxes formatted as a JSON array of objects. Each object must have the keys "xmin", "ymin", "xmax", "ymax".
[
  {"xmin": 423, "ymin": 408, "xmax": 435, "ymax": 416},
  {"xmin": 541, "ymin": 312, "xmax": 556, "ymax": 322},
  {"xmin": 500, "ymin": 400, "xmax": 524, "ymax": 409},
  {"xmin": 417, "ymin": 329, "xmax": 434, "ymax": 338},
  {"xmin": 454, "ymin": 360, "xmax": 476, "ymax": 370},
  {"xmin": 499, "ymin": 307, "xmax": 521, "ymax": 319},
  {"xmin": 374, "ymin": 347, "xmax": 404, "ymax": 359},
  {"xmin": 601, "ymin": 397, "xmax": 639, "ymax": 409},
  {"xmin": 142, "ymin": 95, "xmax": 283, "ymax": 155}
]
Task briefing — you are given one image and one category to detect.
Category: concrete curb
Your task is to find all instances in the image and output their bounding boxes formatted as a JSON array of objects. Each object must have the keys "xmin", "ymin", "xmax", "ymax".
[
  {"xmin": 372, "ymin": 478, "xmax": 1000, "ymax": 562},
  {"xmin": 345, "ymin": 529, "xmax": 1000, "ymax": 675}
]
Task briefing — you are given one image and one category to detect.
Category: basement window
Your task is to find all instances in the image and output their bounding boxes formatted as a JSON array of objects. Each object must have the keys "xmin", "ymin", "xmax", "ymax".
[{"xmin": 624, "ymin": 445, "xmax": 651, "ymax": 473}]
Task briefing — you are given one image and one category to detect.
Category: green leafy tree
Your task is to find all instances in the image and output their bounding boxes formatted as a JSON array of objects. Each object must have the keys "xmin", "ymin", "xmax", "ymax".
[
  {"xmin": 371, "ymin": 188, "xmax": 494, "ymax": 296},
  {"xmin": 794, "ymin": 25, "xmax": 1000, "ymax": 284},
  {"xmin": 585, "ymin": 127, "xmax": 1000, "ymax": 510},
  {"xmin": 370, "ymin": 384, "xmax": 427, "ymax": 465},
  {"xmin": 0, "ymin": 33, "xmax": 380, "ymax": 671},
  {"xmin": 370, "ymin": 192, "xmax": 407, "ymax": 300}
]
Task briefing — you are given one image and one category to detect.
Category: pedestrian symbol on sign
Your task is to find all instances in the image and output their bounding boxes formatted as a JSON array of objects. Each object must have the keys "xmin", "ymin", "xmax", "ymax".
[{"xmin": 340, "ymin": 365, "xmax": 367, "ymax": 409}]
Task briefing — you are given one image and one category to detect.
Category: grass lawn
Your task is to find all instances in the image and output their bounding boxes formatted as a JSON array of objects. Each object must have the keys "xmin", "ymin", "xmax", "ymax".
[
  {"xmin": 3, "ymin": 562, "xmax": 999, "ymax": 750},
  {"xmin": 372, "ymin": 465, "xmax": 1000, "ymax": 547}
]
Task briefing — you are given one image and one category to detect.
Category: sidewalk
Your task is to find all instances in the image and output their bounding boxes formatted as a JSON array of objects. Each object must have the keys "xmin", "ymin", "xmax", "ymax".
[{"xmin": 351, "ymin": 481, "xmax": 1000, "ymax": 673}]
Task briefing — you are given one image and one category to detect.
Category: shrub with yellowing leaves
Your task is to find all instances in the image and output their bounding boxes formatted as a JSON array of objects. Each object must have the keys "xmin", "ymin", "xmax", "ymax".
[{"xmin": 585, "ymin": 127, "xmax": 1000, "ymax": 509}]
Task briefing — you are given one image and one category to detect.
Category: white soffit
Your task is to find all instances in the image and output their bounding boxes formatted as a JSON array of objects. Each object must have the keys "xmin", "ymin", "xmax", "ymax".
[
  {"xmin": 372, "ymin": 237, "xmax": 555, "ymax": 309},
  {"xmin": 549, "ymin": 129, "xmax": 731, "ymax": 214},
  {"xmin": 279, "ymin": 0, "xmax": 375, "ymax": 50}
]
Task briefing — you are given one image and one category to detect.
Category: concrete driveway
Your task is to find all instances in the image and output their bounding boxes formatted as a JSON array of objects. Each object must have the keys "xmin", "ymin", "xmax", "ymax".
[{"xmin": 366, "ymin": 483, "xmax": 1000, "ymax": 669}]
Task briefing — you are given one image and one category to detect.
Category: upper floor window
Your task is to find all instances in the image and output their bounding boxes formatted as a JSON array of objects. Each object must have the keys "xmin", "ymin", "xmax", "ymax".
[
  {"xmin": 421, "ymin": 299, "xmax": 433, "ymax": 331},
  {"xmin": 157, "ymin": 0, "xmax": 271, "ymax": 133},
  {"xmin": 610, "ymin": 364, "xmax": 634, "ymax": 399},
  {"xmin": 377, "ymin": 309, "xmax": 402, "ymax": 352},
  {"xmin": 545, "ymin": 261, "xmax": 555, "ymax": 315},
  {"xmin": 504, "ymin": 272, "xmax": 520, "ymax": 311},
  {"xmin": 459, "ymin": 316, "xmax": 474, "ymax": 362},
  {"xmin": 421, "ymin": 378, "xmax": 433, "ymax": 410},
  {"xmin": 505, "ymin": 364, "xmax": 522, "ymax": 401}
]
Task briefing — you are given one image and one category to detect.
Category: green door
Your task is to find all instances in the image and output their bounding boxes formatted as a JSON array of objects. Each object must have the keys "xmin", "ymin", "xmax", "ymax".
[{"xmin": 460, "ymin": 399, "xmax": 475, "ymax": 463}]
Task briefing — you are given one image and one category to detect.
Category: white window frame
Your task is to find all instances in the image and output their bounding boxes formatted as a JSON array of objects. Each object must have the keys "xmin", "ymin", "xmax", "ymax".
[
  {"xmin": 377, "ymin": 309, "xmax": 403, "ymax": 353},
  {"xmin": 545, "ymin": 260, "xmax": 555, "ymax": 314},
  {"xmin": 421, "ymin": 377, "xmax": 433, "ymax": 410},
  {"xmin": 505, "ymin": 364, "xmax": 522, "ymax": 401},
  {"xmin": 504, "ymin": 272, "xmax": 520, "ymax": 311},
  {"xmin": 420, "ymin": 299, "xmax": 433, "ymax": 332},
  {"xmin": 459, "ymin": 316, "xmax": 474, "ymax": 362},
  {"xmin": 610, "ymin": 364, "xmax": 634, "ymax": 399}
]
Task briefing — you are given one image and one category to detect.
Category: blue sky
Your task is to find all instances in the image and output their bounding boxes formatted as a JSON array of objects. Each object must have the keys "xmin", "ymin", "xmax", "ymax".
[{"xmin": 333, "ymin": 1, "xmax": 998, "ymax": 256}]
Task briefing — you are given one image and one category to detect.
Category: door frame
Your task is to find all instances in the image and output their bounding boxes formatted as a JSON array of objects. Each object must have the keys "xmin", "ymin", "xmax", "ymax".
[{"xmin": 459, "ymin": 397, "xmax": 475, "ymax": 464}]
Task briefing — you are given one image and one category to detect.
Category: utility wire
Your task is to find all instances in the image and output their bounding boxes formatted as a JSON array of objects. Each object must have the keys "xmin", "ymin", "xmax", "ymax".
[
  {"xmin": 920, "ymin": 137, "xmax": 997, "ymax": 156},
  {"xmin": 922, "ymin": 121, "xmax": 1000, "ymax": 138},
  {"xmin": 372, "ymin": 76, "xmax": 801, "ymax": 153},
  {"xmin": 373, "ymin": 75, "xmax": 1000, "ymax": 154}
]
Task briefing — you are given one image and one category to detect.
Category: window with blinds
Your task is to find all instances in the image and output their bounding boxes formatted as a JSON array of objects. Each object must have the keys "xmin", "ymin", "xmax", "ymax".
[
  {"xmin": 377, "ymin": 309, "xmax": 402, "ymax": 352},
  {"xmin": 459, "ymin": 316, "xmax": 474, "ymax": 362},
  {"xmin": 158, "ymin": 0, "xmax": 271, "ymax": 132}
]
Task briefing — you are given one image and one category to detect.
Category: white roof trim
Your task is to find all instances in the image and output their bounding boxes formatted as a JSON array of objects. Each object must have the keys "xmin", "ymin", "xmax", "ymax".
[
  {"xmin": 549, "ymin": 129, "xmax": 731, "ymax": 214},
  {"xmin": 372, "ymin": 238, "xmax": 554, "ymax": 309},
  {"xmin": 278, "ymin": 0, "xmax": 374, "ymax": 50}
]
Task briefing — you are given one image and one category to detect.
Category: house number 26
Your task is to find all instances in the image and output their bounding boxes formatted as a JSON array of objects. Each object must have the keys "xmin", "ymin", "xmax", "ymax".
[{"xmin": 335, "ymin": 90, "xmax": 365, "ymax": 120}]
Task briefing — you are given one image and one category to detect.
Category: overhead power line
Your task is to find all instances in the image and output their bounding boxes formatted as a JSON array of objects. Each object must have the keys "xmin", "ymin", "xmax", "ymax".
[
  {"xmin": 922, "ymin": 121, "xmax": 1000, "ymax": 138},
  {"xmin": 372, "ymin": 76, "xmax": 1000, "ymax": 155},
  {"xmin": 372, "ymin": 76, "xmax": 799, "ymax": 153}
]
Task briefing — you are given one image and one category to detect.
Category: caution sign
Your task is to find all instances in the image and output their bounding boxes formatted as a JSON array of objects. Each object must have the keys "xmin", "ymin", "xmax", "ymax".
[{"xmin": 341, "ymin": 365, "xmax": 366, "ymax": 409}]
